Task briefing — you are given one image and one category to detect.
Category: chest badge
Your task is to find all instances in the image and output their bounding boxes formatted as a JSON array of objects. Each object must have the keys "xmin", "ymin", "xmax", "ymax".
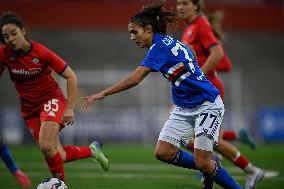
[
  {"xmin": 32, "ymin": 58, "xmax": 40, "ymax": 64},
  {"xmin": 187, "ymin": 31, "xmax": 192, "ymax": 37}
]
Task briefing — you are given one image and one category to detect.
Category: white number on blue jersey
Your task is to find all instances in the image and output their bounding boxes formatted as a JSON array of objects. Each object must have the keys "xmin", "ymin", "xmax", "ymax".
[{"xmin": 171, "ymin": 42, "xmax": 195, "ymax": 73}]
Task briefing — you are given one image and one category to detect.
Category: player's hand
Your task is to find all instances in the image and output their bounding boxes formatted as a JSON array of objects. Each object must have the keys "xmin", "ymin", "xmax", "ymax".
[
  {"xmin": 63, "ymin": 108, "xmax": 74, "ymax": 125},
  {"xmin": 81, "ymin": 92, "xmax": 105, "ymax": 108}
]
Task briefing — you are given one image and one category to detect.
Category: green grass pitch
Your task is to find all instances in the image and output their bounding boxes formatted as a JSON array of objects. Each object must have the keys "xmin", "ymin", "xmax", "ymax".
[{"xmin": 0, "ymin": 143, "xmax": 283, "ymax": 189}]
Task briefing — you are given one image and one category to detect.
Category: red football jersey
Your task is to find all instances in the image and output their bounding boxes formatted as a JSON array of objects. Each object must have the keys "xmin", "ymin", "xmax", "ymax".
[
  {"xmin": 0, "ymin": 41, "xmax": 67, "ymax": 117},
  {"xmin": 181, "ymin": 15, "xmax": 219, "ymax": 76}
]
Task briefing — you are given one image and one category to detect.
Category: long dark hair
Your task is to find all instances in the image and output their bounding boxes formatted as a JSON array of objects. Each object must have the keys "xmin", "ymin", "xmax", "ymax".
[
  {"xmin": 191, "ymin": 0, "xmax": 204, "ymax": 13},
  {"xmin": 130, "ymin": 2, "xmax": 179, "ymax": 35},
  {"xmin": 189, "ymin": 0, "xmax": 226, "ymax": 43},
  {"xmin": 206, "ymin": 10, "xmax": 226, "ymax": 43},
  {"xmin": 0, "ymin": 12, "xmax": 30, "ymax": 44}
]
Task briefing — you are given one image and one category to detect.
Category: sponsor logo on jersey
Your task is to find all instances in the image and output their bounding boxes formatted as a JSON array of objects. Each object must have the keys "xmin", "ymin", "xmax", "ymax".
[
  {"xmin": 187, "ymin": 31, "xmax": 192, "ymax": 37},
  {"xmin": 32, "ymin": 58, "xmax": 40, "ymax": 64},
  {"xmin": 11, "ymin": 68, "xmax": 41, "ymax": 75},
  {"xmin": 48, "ymin": 111, "xmax": 56, "ymax": 117}
]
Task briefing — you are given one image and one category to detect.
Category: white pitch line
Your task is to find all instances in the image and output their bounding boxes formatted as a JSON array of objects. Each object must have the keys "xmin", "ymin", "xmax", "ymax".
[
  {"xmin": 13, "ymin": 162, "xmax": 281, "ymax": 176},
  {"xmin": 1, "ymin": 162, "xmax": 281, "ymax": 180},
  {"xmin": 0, "ymin": 171, "xmax": 283, "ymax": 181}
]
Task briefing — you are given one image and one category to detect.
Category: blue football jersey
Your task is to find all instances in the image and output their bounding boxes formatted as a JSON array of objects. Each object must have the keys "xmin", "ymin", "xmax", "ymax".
[{"xmin": 140, "ymin": 33, "xmax": 219, "ymax": 108}]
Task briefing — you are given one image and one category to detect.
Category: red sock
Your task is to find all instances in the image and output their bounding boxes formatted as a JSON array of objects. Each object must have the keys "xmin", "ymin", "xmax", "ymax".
[
  {"xmin": 187, "ymin": 143, "xmax": 194, "ymax": 152},
  {"xmin": 233, "ymin": 153, "xmax": 250, "ymax": 169},
  {"xmin": 64, "ymin": 146, "xmax": 92, "ymax": 163},
  {"xmin": 222, "ymin": 130, "xmax": 237, "ymax": 140},
  {"xmin": 46, "ymin": 152, "xmax": 65, "ymax": 181}
]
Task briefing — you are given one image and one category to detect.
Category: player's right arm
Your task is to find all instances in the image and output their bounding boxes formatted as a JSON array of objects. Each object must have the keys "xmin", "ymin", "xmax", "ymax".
[{"xmin": 81, "ymin": 66, "xmax": 151, "ymax": 108}]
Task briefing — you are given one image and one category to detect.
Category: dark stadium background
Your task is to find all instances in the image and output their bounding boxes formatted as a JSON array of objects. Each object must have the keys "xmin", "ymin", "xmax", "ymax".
[{"xmin": 0, "ymin": 1, "xmax": 284, "ymax": 188}]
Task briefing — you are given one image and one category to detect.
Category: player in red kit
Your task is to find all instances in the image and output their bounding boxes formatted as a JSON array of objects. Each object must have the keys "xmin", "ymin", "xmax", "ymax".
[
  {"xmin": 0, "ymin": 12, "xmax": 110, "ymax": 182},
  {"xmin": 176, "ymin": 1, "xmax": 264, "ymax": 189}
]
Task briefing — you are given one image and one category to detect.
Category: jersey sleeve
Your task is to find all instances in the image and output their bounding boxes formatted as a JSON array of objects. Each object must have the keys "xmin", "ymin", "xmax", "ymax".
[
  {"xmin": 140, "ymin": 44, "xmax": 167, "ymax": 72},
  {"xmin": 43, "ymin": 46, "xmax": 68, "ymax": 75},
  {"xmin": 198, "ymin": 24, "xmax": 219, "ymax": 52}
]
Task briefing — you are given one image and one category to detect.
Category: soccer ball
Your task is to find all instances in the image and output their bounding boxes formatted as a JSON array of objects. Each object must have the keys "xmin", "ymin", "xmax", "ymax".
[{"xmin": 37, "ymin": 178, "xmax": 68, "ymax": 189}]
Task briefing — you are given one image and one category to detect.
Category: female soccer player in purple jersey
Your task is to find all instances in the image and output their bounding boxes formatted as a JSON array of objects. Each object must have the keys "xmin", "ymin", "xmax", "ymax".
[
  {"xmin": 0, "ymin": 12, "xmax": 110, "ymax": 182},
  {"xmin": 82, "ymin": 2, "xmax": 242, "ymax": 189}
]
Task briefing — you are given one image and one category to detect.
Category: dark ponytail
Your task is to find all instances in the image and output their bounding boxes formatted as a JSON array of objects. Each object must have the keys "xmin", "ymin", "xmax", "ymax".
[
  {"xmin": 206, "ymin": 11, "xmax": 226, "ymax": 43},
  {"xmin": 189, "ymin": 0, "xmax": 226, "ymax": 43},
  {"xmin": 130, "ymin": 2, "xmax": 179, "ymax": 35}
]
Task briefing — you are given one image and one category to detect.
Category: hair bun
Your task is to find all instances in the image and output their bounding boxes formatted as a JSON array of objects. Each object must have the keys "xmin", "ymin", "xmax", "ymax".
[{"xmin": 1, "ymin": 11, "xmax": 18, "ymax": 19}]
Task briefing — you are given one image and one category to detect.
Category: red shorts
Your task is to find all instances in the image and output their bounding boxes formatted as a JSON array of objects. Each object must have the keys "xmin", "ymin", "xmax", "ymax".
[{"xmin": 24, "ymin": 97, "xmax": 67, "ymax": 141}]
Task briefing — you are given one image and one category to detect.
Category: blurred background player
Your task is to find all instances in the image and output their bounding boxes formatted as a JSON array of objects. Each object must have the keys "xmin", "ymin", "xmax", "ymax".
[
  {"xmin": 176, "ymin": 0, "xmax": 264, "ymax": 188},
  {"xmin": 0, "ymin": 12, "xmax": 109, "ymax": 182},
  {"xmin": 207, "ymin": 9, "xmax": 256, "ymax": 149},
  {"xmin": 82, "ymin": 2, "xmax": 243, "ymax": 189},
  {"xmin": 0, "ymin": 136, "xmax": 31, "ymax": 187}
]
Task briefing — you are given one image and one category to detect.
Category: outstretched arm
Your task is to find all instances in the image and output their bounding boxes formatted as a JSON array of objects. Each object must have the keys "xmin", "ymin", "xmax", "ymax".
[{"xmin": 81, "ymin": 66, "xmax": 151, "ymax": 108}]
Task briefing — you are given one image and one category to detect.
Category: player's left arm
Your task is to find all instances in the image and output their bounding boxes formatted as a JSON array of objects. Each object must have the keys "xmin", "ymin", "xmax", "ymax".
[
  {"xmin": 81, "ymin": 66, "xmax": 151, "ymax": 108},
  {"xmin": 202, "ymin": 45, "xmax": 223, "ymax": 75},
  {"xmin": 216, "ymin": 49, "xmax": 232, "ymax": 72},
  {"xmin": 61, "ymin": 67, "xmax": 77, "ymax": 125},
  {"xmin": 199, "ymin": 25, "xmax": 224, "ymax": 74},
  {"xmin": 43, "ymin": 44, "xmax": 77, "ymax": 125}
]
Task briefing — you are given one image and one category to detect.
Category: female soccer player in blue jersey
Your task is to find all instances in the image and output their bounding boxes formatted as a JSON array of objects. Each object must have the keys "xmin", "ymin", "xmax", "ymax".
[{"xmin": 82, "ymin": 2, "xmax": 242, "ymax": 189}]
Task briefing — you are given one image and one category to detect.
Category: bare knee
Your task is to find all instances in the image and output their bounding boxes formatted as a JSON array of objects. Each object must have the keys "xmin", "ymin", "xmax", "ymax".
[
  {"xmin": 39, "ymin": 121, "xmax": 60, "ymax": 158},
  {"xmin": 154, "ymin": 149, "xmax": 175, "ymax": 162},
  {"xmin": 154, "ymin": 141, "xmax": 177, "ymax": 162},
  {"xmin": 39, "ymin": 140, "xmax": 57, "ymax": 158}
]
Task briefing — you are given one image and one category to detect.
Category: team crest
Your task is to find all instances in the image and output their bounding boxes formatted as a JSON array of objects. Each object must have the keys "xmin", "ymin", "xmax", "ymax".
[
  {"xmin": 187, "ymin": 31, "xmax": 192, "ymax": 37},
  {"xmin": 32, "ymin": 58, "xmax": 40, "ymax": 64},
  {"xmin": 48, "ymin": 111, "xmax": 56, "ymax": 117}
]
